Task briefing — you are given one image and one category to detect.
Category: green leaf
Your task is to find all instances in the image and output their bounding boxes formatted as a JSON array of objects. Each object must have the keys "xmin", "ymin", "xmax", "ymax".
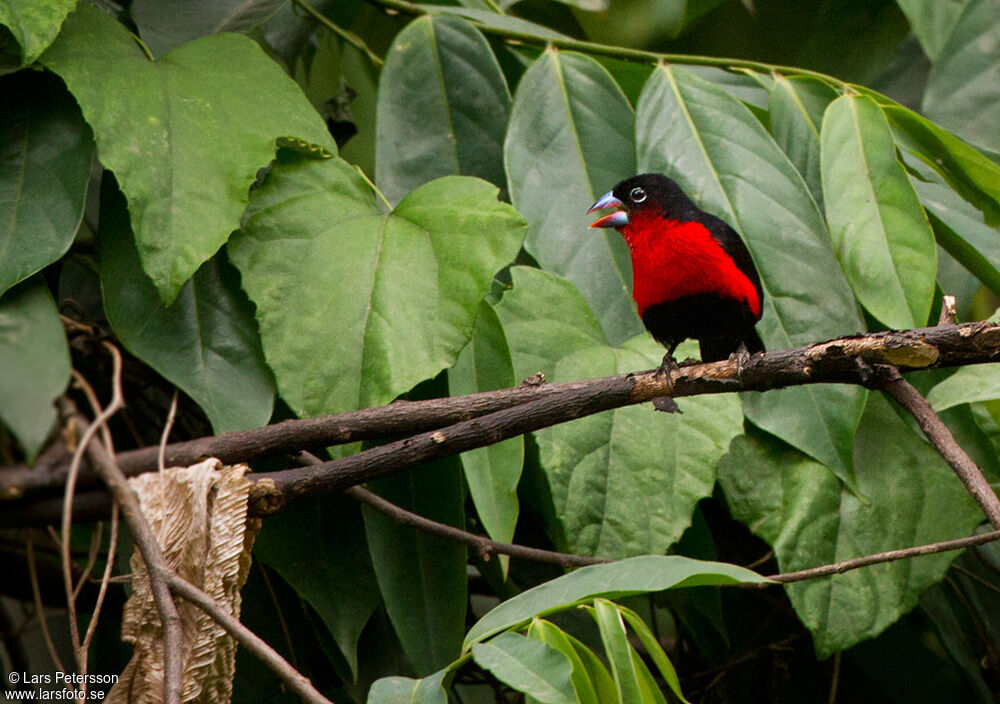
[
  {"xmin": 821, "ymin": 94, "xmax": 937, "ymax": 329},
  {"xmin": 576, "ymin": 0, "xmax": 725, "ymax": 45},
  {"xmin": 471, "ymin": 632, "xmax": 577, "ymax": 704},
  {"xmin": 0, "ymin": 277, "xmax": 69, "ymax": 461},
  {"xmin": 881, "ymin": 101, "xmax": 1000, "ymax": 226},
  {"xmin": 535, "ymin": 337, "xmax": 742, "ymax": 559},
  {"xmin": 363, "ymin": 456, "xmax": 467, "ymax": 676},
  {"xmin": 927, "ymin": 365, "xmax": 1000, "ymax": 411},
  {"xmin": 636, "ymin": 64, "xmax": 866, "ymax": 489},
  {"xmin": 616, "ymin": 604, "xmax": 689, "ymax": 703},
  {"xmin": 505, "ymin": 49, "xmax": 640, "ymax": 345},
  {"xmin": 99, "ymin": 179, "xmax": 275, "ymax": 434},
  {"xmin": 902, "ymin": 152, "xmax": 1000, "ymax": 296},
  {"xmin": 254, "ymin": 495, "xmax": 380, "ymax": 679},
  {"xmin": 717, "ymin": 394, "xmax": 984, "ymax": 657},
  {"xmin": 132, "ymin": 0, "xmax": 285, "ymax": 56},
  {"xmin": 591, "ymin": 600, "xmax": 644, "ymax": 704},
  {"xmin": 376, "ymin": 15, "xmax": 510, "ymax": 204},
  {"xmin": 449, "ymin": 301, "xmax": 523, "ymax": 548},
  {"xmin": 894, "ymin": 0, "xmax": 971, "ymax": 60},
  {"xmin": 0, "ymin": 0, "xmax": 75, "ymax": 63},
  {"xmin": 526, "ymin": 619, "xmax": 601, "ymax": 704},
  {"xmin": 40, "ymin": 4, "xmax": 335, "ymax": 304},
  {"xmin": 464, "ymin": 555, "xmax": 768, "ymax": 649},
  {"xmin": 0, "ymin": 70, "xmax": 93, "ymax": 298},
  {"xmin": 494, "ymin": 266, "xmax": 607, "ymax": 383},
  {"xmin": 767, "ymin": 75, "xmax": 837, "ymax": 208},
  {"xmin": 366, "ymin": 669, "xmax": 449, "ymax": 704},
  {"xmin": 231, "ymin": 156, "xmax": 526, "ymax": 417},
  {"xmin": 923, "ymin": 0, "xmax": 1000, "ymax": 152}
]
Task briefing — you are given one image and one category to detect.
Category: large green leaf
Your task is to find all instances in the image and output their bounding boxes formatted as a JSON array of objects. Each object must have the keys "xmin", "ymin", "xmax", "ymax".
[
  {"xmin": 881, "ymin": 101, "xmax": 1000, "ymax": 226},
  {"xmin": 363, "ymin": 457, "xmax": 468, "ymax": 676},
  {"xmin": 40, "ymin": 4, "xmax": 334, "ymax": 304},
  {"xmin": 375, "ymin": 15, "xmax": 510, "ymax": 204},
  {"xmin": 0, "ymin": 277, "xmax": 69, "ymax": 461},
  {"xmin": 923, "ymin": 0, "xmax": 1000, "ymax": 152},
  {"xmin": 449, "ymin": 301, "xmax": 523, "ymax": 548},
  {"xmin": 505, "ymin": 50, "xmax": 640, "ymax": 345},
  {"xmin": 99, "ymin": 179, "xmax": 275, "ymax": 434},
  {"xmin": 464, "ymin": 555, "xmax": 768, "ymax": 649},
  {"xmin": 0, "ymin": 70, "xmax": 93, "ymax": 298},
  {"xmin": 635, "ymin": 64, "xmax": 866, "ymax": 489},
  {"xmin": 493, "ymin": 266, "xmax": 606, "ymax": 383},
  {"xmin": 894, "ymin": 0, "xmax": 971, "ymax": 60},
  {"xmin": 718, "ymin": 394, "xmax": 984, "ymax": 657},
  {"xmin": 821, "ymin": 94, "xmax": 937, "ymax": 329},
  {"xmin": 230, "ymin": 155, "xmax": 526, "ymax": 417},
  {"xmin": 132, "ymin": 0, "xmax": 285, "ymax": 56},
  {"xmin": 767, "ymin": 75, "xmax": 837, "ymax": 208},
  {"xmin": 0, "ymin": 0, "xmax": 75, "ymax": 63},
  {"xmin": 471, "ymin": 632, "xmax": 577, "ymax": 704},
  {"xmin": 927, "ymin": 365, "xmax": 1000, "ymax": 411},
  {"xmin": 367, "ymin": 669, "xmax": 449, "ymax": 704},
  {"xmin": 903, "ymin": 152, "xmax": 1000, "ymax": 296},
  {"xmin": 253, "ymin": 495, "xmax": 380, "ymax": 679},
  {"xmin": 535, "ymin": 337, "xmax": 742, "ymax": 559}
]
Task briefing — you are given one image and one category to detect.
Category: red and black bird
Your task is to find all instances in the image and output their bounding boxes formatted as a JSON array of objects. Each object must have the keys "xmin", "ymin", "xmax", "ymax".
[{"xmin": 589, "ymin": 173, "xmax": 765, "ymax": 366}]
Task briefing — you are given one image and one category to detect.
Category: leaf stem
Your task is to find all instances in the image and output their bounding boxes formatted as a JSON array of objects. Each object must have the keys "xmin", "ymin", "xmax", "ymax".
[
  {"xmin": 360, "ymin": 0, "xmax": 847, "ymax": 89},
  {"xmin": 292, "ymin": 0, "xmax": 386, "ymax": 68},
  {"xmin": 354, "ymin": 164, "xmax": 393, "ymax": 211}
]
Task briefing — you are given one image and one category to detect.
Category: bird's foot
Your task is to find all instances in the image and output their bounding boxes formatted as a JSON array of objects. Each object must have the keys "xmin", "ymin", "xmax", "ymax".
[
  {"xmin": 652, "ymin": 352, "xmax": 682, "ymax": 413},
  {"xmin": 728, "ymin": 343, "xmax": 752, "ymax": 386}
]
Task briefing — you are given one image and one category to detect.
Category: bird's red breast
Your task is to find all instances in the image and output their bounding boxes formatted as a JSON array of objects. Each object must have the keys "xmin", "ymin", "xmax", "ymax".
[{"xmin": 620, "ymin": 211, "xmax": 762, "ymax": 320}]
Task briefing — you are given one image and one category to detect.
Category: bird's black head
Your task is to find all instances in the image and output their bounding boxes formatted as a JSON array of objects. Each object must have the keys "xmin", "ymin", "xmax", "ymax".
[{"xmin": 588, "ymin": 173, "xmax": 698, "ymax": 228}]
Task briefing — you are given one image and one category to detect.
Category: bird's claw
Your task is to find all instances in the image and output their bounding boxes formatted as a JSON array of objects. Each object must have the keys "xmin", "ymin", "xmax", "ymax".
[{"xmin": 653, "ymin": 351, "xmax": 682, "ymax": 412}]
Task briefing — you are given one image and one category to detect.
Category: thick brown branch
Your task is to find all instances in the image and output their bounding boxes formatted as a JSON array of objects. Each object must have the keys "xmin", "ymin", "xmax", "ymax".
[
  {"xmin": 877, "ymin": 368, "xmax": 1000, "ymax": 529},
  {"xmin": 3, "ymin": 322, "xmax": 998, "ymax": 504}
]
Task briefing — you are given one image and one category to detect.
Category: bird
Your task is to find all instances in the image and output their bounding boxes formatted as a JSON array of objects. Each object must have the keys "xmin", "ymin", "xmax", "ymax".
[{"xmin": 588, "ymin": 173, "xmax": 765, "ymax": 374}]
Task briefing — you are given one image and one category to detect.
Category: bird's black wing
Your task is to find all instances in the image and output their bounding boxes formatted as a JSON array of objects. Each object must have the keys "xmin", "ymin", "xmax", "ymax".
[{"xmin": 697, "ymin": 211, "xmax": 764, "ymax": 310}]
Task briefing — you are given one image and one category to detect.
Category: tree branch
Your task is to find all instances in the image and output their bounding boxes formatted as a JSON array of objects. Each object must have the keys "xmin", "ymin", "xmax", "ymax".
[
  {"xmin": 766, "ymin": 528, "xmax": 1000, "ymax": 584},
  {"xmin": 4, "ymin": 323, "xmax": 999, "ymax": 526},
  {"xmin": 876, "ymin": 367, "xmax": 1000, "ymax": 529}
]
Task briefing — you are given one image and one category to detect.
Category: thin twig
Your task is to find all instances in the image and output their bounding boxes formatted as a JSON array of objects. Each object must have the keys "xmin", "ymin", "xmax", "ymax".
[
  {"xmin": 165, "ymin": 575, "xmax": 334, "ymax": 704},
  {"xmin": 766, "ymin": 529, "xmax": 1000, "ymax": 583},
  {"xmin": 292, "ymin": 0, "xmax": 385, "ymax": 67},
  {"xmin": 61, "ymin": 366, "xmax": 126, "ymax": 670},
  {"xmin": 876, "ymin": 367, "xmax": 1000, "ymax": 529},
  {"xmin": 72, "ymin": 522, "xmax": 103, "ymax": 602},
  {"xmin": 80, "ymin": 506, "xmax": 119, "ymax": 662},
  {"xmin": 26, "ymin": 538, "xmax": 68, "ymax": 676},
  {"xmin": 158, "ymin": 389, "xmax": 179, "ymax": 473},
  {"xmin": 63, "ymin": 343, "xmax": 184, "ymax": 704},
  {"xmin": 295, "ymin": 452, "xmax": 605, "ymax": 568}
]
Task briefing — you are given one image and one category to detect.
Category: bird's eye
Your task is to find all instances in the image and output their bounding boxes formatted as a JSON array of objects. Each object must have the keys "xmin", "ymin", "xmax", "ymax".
[{"xmin": 629, "ymin": 187, "xmax": 646, "ymax": 203}]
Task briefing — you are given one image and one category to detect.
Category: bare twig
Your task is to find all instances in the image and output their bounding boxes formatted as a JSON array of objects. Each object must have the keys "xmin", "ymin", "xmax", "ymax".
[
  {"xmin": 294, "ymin": 452, "xmax": 605, "ymax": 568},
  {"xmin": 165, "ymin": 576, "xmax": 334, "ymax": 704},
  {"xmin": 876, "ymin": 367, "xmax": 1000, "ymax": 529},
  {"xmin": 766, "ymin": 528, "xmax": 1000, "ymax": 584},
  {"xmin": 158, "ymin": 389, "xmax": 179, "ymax": 473},
  {"xmin": 6, "ymin": 322, "xmax": 999, "ymax": 504},
  {"xmin": 938, "ymin": 295, "xmax": 957, "ymax": 326},
  {"xmin": 63, "ymin": 344, "xmax": 184, "ymax": 704},
  {"xmin": 26, "ymin": 538, "xmax": 68, "ymax": 676},
  {"xmin": 80, "ymin": 506, "xmax": 119, "ymax": 662}
]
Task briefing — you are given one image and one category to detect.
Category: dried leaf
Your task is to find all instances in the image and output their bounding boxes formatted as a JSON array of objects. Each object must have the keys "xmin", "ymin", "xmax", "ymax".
[{"xmin": 107, "ymin": 459, "xmax": 259, "ymax": 704}]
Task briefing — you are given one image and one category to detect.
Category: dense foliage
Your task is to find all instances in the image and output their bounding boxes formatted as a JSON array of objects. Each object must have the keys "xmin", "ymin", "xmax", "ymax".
[{"xmin": 2, "ymin": 0, "xmax": 1000, "ymax": 701}]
